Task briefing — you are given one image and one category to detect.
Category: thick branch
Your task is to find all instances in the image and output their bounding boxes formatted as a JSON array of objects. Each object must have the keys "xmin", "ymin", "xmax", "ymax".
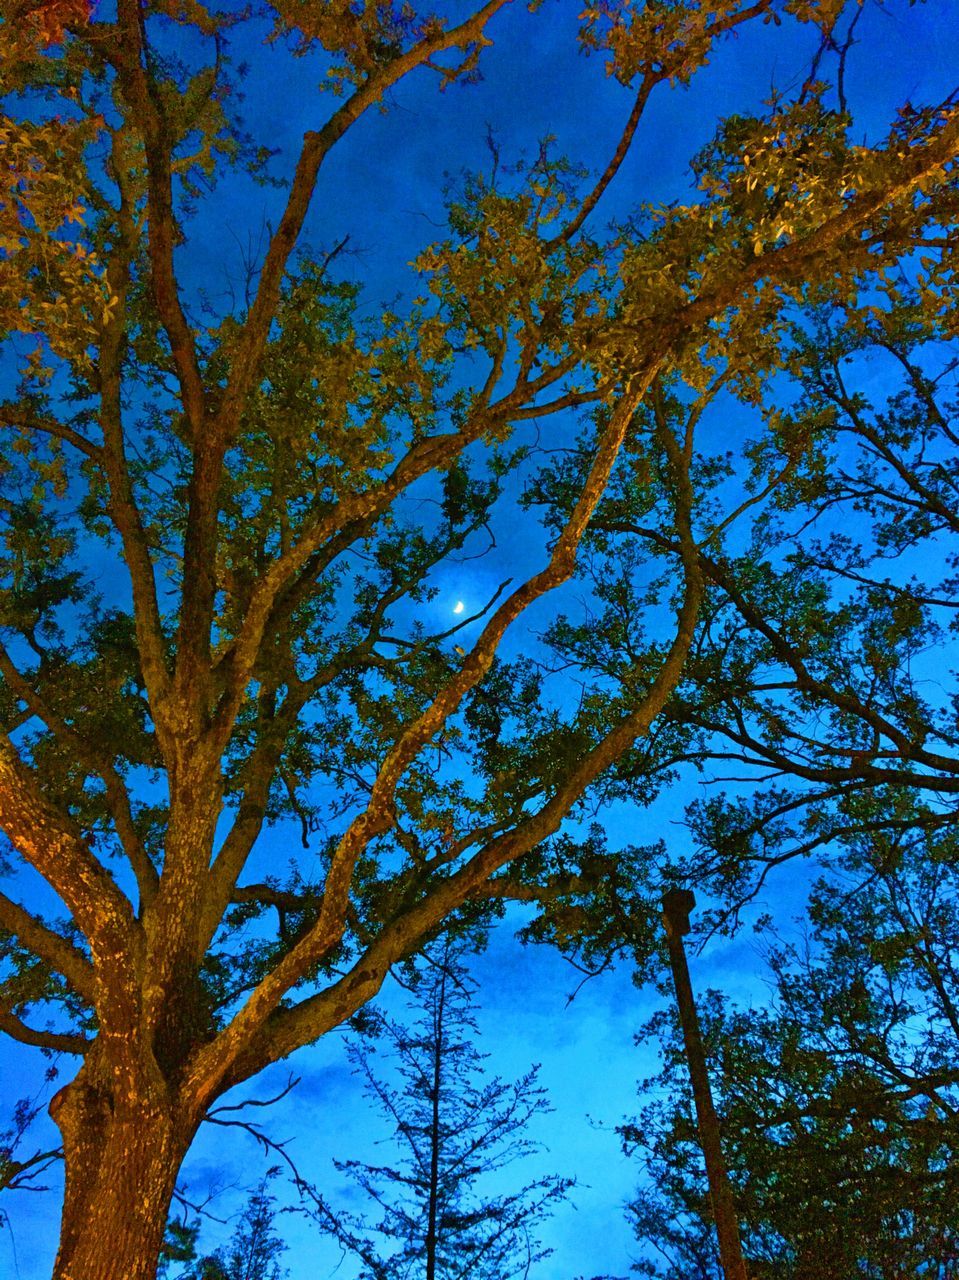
[
  {"xmin": 0, "ymin": 404, "xmax": 102, "ymax": 460},
  {"xmin": 114, "ymin": 0, "xmax": 207, "ymax": 433},
  {"xmin": 0, "ymin": 736, "xmax": 141, "ymax": 1051},
  {"xmin": 96, "ymin": 137, "xmax": 172, "ymax": 718},
  {"xmin": 0, "ymin": 1001, "xmax": 90, "ymax": 1056},
  {"xmin": 0, "ymin": 891, "xmax": 96, "ymax": 1005},
  {"xmin": 166, "ymin": 0, "xmax": 511, "ymax": 720},
  {"xmin": 547, "ymin": 74, "xmax": 655, "ymax": 249},
  {"xmin": 549, "ymin": 0, "xmax": 776, "ymax": 249},
  {"xmin": 214, "ymin": 0, "xmax": 512, "ymax": 443},
  {"xmin": 0, "ymin": 644, "xmax": 158, "ymax": 908},
  {"xmin": 625, "ymin": 111, "xmax": 959, "ymax": 353}
]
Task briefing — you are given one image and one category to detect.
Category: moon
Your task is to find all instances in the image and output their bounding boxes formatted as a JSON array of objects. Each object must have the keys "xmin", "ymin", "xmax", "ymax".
[{"xmin": 453, "ymin": 601, "xmax": 465, "ymax": 615}]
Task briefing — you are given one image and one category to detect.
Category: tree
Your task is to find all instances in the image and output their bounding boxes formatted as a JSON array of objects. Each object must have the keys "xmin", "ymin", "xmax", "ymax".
[
  {"xmin": 311, "ymin": 937, "xmax": 570, "ymax": 1279},
  {"xmin": 660, "ymin": 889, "xmax": 747, "ymax": 1280},
  {"xmin": 520, "ymin": 231, "xmax": 959, "ymax": 1271},
  {"xmin": 164, "ymin": 1180, "xmax": 287, "ymax": 1280},
  {"xmin": 1, "ymin": 1, "xmax": 958, "ymax": 1277},
  {"xmin": 0, "ymin": 1085, "xmax": 60, "ymax": 1195},
  {"xmin": 619, "ymin": 833, "xmax": 959, "ymax": 1279},
  {"xmin": 641, "ymin": 286, "xmax": 959, "ymax": 922}
]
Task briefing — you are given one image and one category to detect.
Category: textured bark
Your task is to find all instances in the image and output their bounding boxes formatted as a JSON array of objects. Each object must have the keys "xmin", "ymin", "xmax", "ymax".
[{"xmin": 51, "ymin": 1059, "xmax": 192, "ymax": 1280}]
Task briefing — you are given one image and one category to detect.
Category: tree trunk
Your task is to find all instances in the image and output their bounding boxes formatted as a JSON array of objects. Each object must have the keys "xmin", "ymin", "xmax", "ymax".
[
  {"xmin": 50, "ymin": 1063, "xmax": 193, "ymax": 1280},
  {"xmin": 425, "ymin": 959, "xmax": 447, "ymax": 1280},
  {"xmin": 661, "ymin": 889, "xmax": 749, "ymax": 1280}
]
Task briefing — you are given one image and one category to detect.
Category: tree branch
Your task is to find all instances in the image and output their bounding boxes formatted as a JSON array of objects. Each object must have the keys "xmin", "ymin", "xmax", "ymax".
[
  {"xmin": 0, "ymin": 890, "xmax": 96, "ymax": 1006},
  {"xmin": 185, "ymin": 366, "xmax": 710, "ymax": 1098},
  {"xmin": 95, "ymin": 134, "xmax": 172, "ymax": 719},
  {"xmin": 0, "ymin": 1001, "xmax": 90, "ymax": 1056},
  {"xmin": 163, "ymin": 0, "xmax": 512, "ymax": 726},
  {"xmin": 0, "ymin": 403, "xmax": 102, "ymax": 460},
  {"xmin": 113, "ymin": 0, "xmax": 207, "ymax": 434},
  {"xmin": 0, "ymin": 644, "xmax": 159, "ymax": 908},
  {"xmin": 0, "ymin": 736, "xmax": 142, "ymax": 1052}
]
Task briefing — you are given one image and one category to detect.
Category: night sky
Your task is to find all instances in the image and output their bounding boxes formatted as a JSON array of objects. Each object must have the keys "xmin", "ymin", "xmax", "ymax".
[{"xmin": 2, "ymin": 1, "xmax": 959, "ymax": 1276}]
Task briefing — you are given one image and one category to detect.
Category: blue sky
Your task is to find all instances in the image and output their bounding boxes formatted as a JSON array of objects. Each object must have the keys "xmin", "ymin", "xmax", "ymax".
[{"xmin": 2, "ymin": 0, "xmax": 959, "ymax": 1276}]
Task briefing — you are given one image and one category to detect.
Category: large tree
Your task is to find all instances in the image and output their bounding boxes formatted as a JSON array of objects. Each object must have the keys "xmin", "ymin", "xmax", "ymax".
[
  {"xmin": 1, "ymin": 2, "xmax": 958, "ymax": 1277},
  {"xmin": 538, "ymin": 279, "xmax": 959, "ymax": 1274}
]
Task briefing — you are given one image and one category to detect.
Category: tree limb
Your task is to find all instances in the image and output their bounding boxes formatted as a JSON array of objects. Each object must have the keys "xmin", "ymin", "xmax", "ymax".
[
  {"xmin": 0, "ymin": 736, "xmax": 142, "ymax": 1053},
  {"xmin": 0, "ymin": 891, "xmax": 96, "ymax": 1007}
]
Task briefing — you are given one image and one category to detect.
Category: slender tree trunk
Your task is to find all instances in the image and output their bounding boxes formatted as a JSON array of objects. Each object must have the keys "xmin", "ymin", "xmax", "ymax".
[
  {"xmin": 425, "ymin": 959, "xmax": 447, "ymax": 1280},
  {"xmin": 661, "ymin": 889, "xmax": 749, "ymax": 1280},
  {"xmin": 50, "ymin": 1059, "xmax": 193, "ymax": 1280}
]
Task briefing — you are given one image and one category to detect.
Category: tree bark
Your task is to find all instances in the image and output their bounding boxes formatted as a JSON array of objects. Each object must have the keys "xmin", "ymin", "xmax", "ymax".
[{"xmin": 50, "ymin": 1059, "xmax": 193, "ymax": 1280}]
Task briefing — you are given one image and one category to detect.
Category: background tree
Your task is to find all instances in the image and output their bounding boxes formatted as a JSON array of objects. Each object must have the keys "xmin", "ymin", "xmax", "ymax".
[
  {"xmin": 311, "ymin": 937, "xmax": 571, "ymax": 1280},
  {"xmin": 164, "ymin": 1180, "xmax": 287, "ymax": 1280},
  {"xmin": 529, "ymin": 272, "xmax": 959, "ymax": 1275},
  {"xmin": 657, "ymin": 285, "xmax": 959, "ymax": 923},
  {"xmin": 618, "ymin": 831, "xmax": 959, "ymax": 1279},
  {"xmin": 0, "ymin": 1084, "xmax": 60, "ymax": 1194},
  {"xmin": 1, "ymin": 2, "xmax": 958, "ymax": 1278}
]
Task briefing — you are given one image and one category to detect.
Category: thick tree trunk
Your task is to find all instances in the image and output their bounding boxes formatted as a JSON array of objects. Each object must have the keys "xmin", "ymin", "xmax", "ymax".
[{"xmin": 50, "ymin": 1063, "xmax": 193, "ymax": 1280}]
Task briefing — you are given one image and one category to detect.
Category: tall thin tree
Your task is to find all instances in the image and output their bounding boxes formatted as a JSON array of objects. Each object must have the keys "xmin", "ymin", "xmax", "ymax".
[{"xmin": 313, "ymin": 938, "xmax": 572, "ymax": 1280}]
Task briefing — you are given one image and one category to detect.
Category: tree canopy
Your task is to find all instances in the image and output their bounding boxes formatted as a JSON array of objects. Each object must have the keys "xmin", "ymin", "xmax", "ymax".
[{"xmin": 0, "ymin": 0, "xmax": 958, "ymax": 1277}]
